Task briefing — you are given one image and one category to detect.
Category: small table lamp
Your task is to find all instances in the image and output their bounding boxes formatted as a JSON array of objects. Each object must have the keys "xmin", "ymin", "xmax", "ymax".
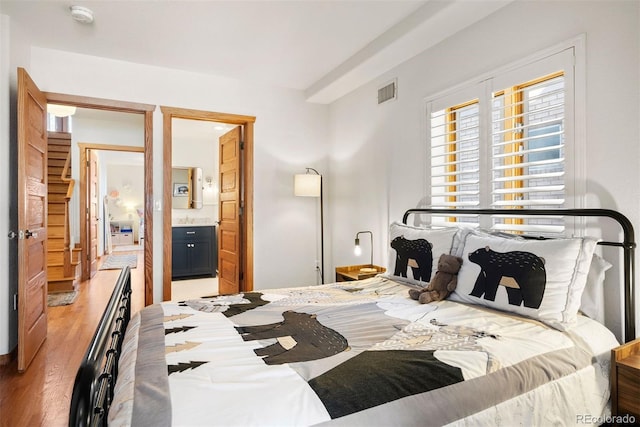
[{"xmin": 354, "ymin": 231, "xmax": 373, "ymax": 266}]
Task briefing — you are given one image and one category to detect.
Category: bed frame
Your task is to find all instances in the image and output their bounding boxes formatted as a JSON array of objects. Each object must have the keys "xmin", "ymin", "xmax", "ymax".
[
  {"xmin": 69, "ymin": 266, "xmax": 132, "ymax": 427},
  {"xmin": 67, "ymin": 208, "xmax": 636, "ymax": 426}
]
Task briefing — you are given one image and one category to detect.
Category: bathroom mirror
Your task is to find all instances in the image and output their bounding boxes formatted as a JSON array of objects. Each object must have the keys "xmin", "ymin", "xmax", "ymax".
[{"xmin": 172, "ymin": 166, "xmax": 203, "ymax": 209}]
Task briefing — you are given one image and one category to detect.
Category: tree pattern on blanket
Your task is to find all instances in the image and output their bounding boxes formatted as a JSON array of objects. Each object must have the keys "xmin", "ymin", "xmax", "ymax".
[
  {"xmin": 235, "ymin": 311, "xmax": 349, "ymax": 365},
  {"xmin": 168, "ymin": 361, "xmax": 208, "ymax": 375},
  {"xmin": 165, "ymin": 325, "xmax": 196, "ymax": 335}
]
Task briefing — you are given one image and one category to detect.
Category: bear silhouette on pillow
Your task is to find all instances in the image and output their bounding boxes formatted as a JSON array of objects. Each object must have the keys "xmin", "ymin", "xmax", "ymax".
[{"xmin": 468, "ymin": 246, "xmax": 546, "ymax": 309}]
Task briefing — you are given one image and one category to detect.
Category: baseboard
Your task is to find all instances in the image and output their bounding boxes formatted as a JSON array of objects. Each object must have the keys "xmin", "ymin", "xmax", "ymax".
[{"xmin": 0, "ymin": 346, "xmax": 16, "ymax": 366}]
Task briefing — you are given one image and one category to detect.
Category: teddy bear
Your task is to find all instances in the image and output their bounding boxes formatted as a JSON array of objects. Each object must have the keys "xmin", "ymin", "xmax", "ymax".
[{"xmin": 408, "ymin": 254, "xmax": 463, "ymax": 304}]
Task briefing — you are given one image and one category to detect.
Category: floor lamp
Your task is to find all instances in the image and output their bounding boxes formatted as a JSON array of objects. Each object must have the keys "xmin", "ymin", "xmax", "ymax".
[{"xmin": 294, "ymin": 168, "xmax": 324, "ymax": 284}]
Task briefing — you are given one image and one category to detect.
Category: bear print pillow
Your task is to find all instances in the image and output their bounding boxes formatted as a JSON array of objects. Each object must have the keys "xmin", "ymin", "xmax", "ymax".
[
  {"xmin": 449, "ymin": 232, "xmax": 597, "ymax": 330},
  {"xmin": 385, "ymin": 222, "xmax": 459, "ymax": 288}
]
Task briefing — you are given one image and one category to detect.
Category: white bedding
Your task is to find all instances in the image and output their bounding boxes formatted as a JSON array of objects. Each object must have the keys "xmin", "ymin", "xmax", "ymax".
[{"xmin": 109, "ymin": 276, "xmax": 619, "ymax": 427}]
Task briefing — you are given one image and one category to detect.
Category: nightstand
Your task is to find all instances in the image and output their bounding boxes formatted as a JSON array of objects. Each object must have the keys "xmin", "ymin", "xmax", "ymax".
[
  {"xmin": 611, "ymin": 338, "xmax": 640, "ymax": 420},
  {"xmin": 335, "ymin": 264, "xmax": 386, "ymax": 282}
]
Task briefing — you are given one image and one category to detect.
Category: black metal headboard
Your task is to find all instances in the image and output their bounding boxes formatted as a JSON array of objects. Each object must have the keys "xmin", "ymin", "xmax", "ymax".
[
  {"xmin": 402, "ymin": 208, "xmax": 636, "ymax": 342},
  {"xmin": 69, "ymin": 266, "xmax": 132, "ymax": 427}
]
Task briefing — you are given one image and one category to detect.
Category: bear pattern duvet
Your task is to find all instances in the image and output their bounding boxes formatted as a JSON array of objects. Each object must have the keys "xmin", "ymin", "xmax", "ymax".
[{"xmin": 108, "ymin": 277, "xmax": 618, "ymax": 427}]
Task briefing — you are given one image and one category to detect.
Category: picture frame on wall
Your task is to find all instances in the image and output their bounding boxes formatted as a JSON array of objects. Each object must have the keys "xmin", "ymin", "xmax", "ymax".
[{"xmin": 173, "ymin": 183, "xmax": 189, "ymax": 197}]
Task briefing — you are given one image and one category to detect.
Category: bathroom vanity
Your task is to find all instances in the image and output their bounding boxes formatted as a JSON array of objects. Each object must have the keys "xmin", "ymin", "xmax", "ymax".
[{"xmin": 171, "ymin": 225, "xmax": 217, "ymax": 280}]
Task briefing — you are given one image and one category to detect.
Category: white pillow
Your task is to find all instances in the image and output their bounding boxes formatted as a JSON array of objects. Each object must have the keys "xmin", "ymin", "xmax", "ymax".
[
  {"xmin": 451, "ymin": 227, "xmax": 525, "ymax": 257},
  {"xmin": 450, "ymin": 231, "xmax": 598, "ymax": 330},
  {"xmin": 385, "ymin": 222, "xmax": 458, "ymax": 288},
  {"xmin": 579, "ymin": 253, "xmax": 612, "ymax": 324}
]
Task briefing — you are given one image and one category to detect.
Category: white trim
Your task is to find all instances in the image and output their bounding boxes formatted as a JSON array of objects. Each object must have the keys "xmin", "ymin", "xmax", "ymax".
[
  {"xmin": 572, "ymin": 35, "xmax": 587, "ymax": 209},
  {"xmin": 424, "ymin": 34, "xmax": 586, "ymax": 105}
]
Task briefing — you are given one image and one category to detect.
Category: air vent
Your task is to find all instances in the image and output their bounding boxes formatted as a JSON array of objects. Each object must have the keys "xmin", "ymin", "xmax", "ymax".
[{"xmin": 378, "ymin": 79, "xmax": 397, "ymax": 104}]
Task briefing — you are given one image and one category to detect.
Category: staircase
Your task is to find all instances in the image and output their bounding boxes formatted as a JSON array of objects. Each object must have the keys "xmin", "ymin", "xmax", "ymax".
[{"xmin": 47, "ymin": 132, "xmax": 81, "ymax": 293}]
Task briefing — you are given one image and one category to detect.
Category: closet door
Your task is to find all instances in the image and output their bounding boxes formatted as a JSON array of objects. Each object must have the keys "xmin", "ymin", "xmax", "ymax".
[{"xmin": 217, "ymin": 126, "xmax": 241, "ymax": 295}]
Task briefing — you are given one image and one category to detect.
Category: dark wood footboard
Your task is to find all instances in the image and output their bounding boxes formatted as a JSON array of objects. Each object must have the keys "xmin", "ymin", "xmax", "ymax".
[{"xmin": 69, "ymin": 266, "xmax": 132, "ymax": 427}]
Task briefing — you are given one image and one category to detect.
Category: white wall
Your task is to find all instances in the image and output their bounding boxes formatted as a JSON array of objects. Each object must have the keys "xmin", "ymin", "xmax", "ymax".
[
  {"xmin": 0, "ymin": 14, "xmax": 13, "ymax": 357},
  {"xmin": 327, "ymin": 0, "xmax": 640, "ymax": 342},
  {"xmin": 1, "ymin": 14, "xmax": 32, "ymax": 356}
]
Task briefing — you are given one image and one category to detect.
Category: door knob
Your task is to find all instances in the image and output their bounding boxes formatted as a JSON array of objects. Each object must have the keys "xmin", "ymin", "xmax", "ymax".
[{"xmin": 25, "ymin": 229, "xmax": 38, "ymax": 239}]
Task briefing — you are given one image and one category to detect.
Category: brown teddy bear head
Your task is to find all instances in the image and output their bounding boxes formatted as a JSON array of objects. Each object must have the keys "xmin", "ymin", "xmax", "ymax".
[{"xmin": 436, "ymin": 254, "xmax": 463, "ymax": 274}]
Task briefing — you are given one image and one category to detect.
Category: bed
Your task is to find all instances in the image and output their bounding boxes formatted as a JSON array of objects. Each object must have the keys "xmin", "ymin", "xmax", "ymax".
[{"xmin": 69, "ymin": 208, "xmax": 636, "ymax": 427}]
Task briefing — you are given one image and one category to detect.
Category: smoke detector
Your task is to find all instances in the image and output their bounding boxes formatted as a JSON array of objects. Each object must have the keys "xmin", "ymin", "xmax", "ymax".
[{"xmin": 69, "ymin": 6, "xmax": 94, "ymax": 24}]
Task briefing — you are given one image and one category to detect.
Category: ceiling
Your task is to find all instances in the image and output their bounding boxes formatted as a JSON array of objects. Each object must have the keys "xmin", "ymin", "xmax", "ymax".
[{"xmin": 0, "ymin": 0, "xmax": 511, "ymax": 104}]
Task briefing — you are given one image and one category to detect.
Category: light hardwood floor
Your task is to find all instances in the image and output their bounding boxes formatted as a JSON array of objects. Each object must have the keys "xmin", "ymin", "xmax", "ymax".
[
  {"xmin": 171, "ymin": 277, "xmax": 219, "ymax": 301},
  {"xmin": 0, "ymin": 251, "xmax": 146, "ymax": 427}
]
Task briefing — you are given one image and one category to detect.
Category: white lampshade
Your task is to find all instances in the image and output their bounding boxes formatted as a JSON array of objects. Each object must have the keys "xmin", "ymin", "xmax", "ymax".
[
  {"xmin": 294, "ymin": 174, "xmax": 321, "ymax": 197},
  {"xmin": 47, "ymin": 104, "xmax": 77, "ymax": 117}
]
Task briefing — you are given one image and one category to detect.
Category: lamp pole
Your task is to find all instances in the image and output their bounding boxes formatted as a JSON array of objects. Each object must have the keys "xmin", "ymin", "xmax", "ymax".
[
  {"xmin": 295, "ymin": 167, "xmax": 324, "ymax": 284},
  {"xmin": 306, "ymin": 168, "xmax": 324, "ymax": 284}
]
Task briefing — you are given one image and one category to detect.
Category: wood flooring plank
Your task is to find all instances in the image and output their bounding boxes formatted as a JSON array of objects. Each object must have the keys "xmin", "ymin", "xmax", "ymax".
[{"xmin": 0, "ymin": 251, "xmax": 145, "ymax": 427}]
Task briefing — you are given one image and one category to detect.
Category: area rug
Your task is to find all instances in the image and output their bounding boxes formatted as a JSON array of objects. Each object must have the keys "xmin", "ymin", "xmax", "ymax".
[
  {"xmin": 48, "ymin": 291, "xmax": 78, "ymax": 307},
  {"xmin": 100, "ymin": 254, "xmax": 138, "ymax": 270}
]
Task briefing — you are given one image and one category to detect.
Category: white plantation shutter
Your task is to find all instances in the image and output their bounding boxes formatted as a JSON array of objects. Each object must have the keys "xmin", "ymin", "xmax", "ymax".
[
  {"xmin": 430, "ymin": 102, "xmax": 481, "ymax": 226},
  {"xmin": 490, "ymin": 74, "xmax": 566, "ymax": 234},
  {"xmin": 427, "ymin": 45, "xmax": 579, "ymax": 236}
]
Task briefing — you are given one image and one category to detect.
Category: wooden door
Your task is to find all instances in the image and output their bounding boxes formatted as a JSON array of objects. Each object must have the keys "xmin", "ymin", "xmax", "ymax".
[
  {"xmin": 218, "ymin": 126, "xmax": 241, "ymax": 295},
  {"xmin": 87, "ymin": 149, "xmax": 99, "ymax": 277},
  {"xmin": 17, "ymin": 68, "xmax": 48, "ymax": 372}
]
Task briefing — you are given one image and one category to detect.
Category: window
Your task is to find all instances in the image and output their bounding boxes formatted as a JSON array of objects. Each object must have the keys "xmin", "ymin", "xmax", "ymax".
[{"xmin": 427, "ymin": 45, "xmax": 581, "ymax": 235}]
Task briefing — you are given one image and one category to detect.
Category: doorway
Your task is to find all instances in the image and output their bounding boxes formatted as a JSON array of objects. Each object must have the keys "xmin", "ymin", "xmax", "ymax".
[
  {"xmin": 78, "ymin": 143, "xmax": 145, "ymax": 281},
  {"xmin": 161, "ymin": 106, "xmax": 255, "ymax": 301},
  {"xmin": 45, "ymin": 92, "xmax": 155, "ymax": 306}
]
